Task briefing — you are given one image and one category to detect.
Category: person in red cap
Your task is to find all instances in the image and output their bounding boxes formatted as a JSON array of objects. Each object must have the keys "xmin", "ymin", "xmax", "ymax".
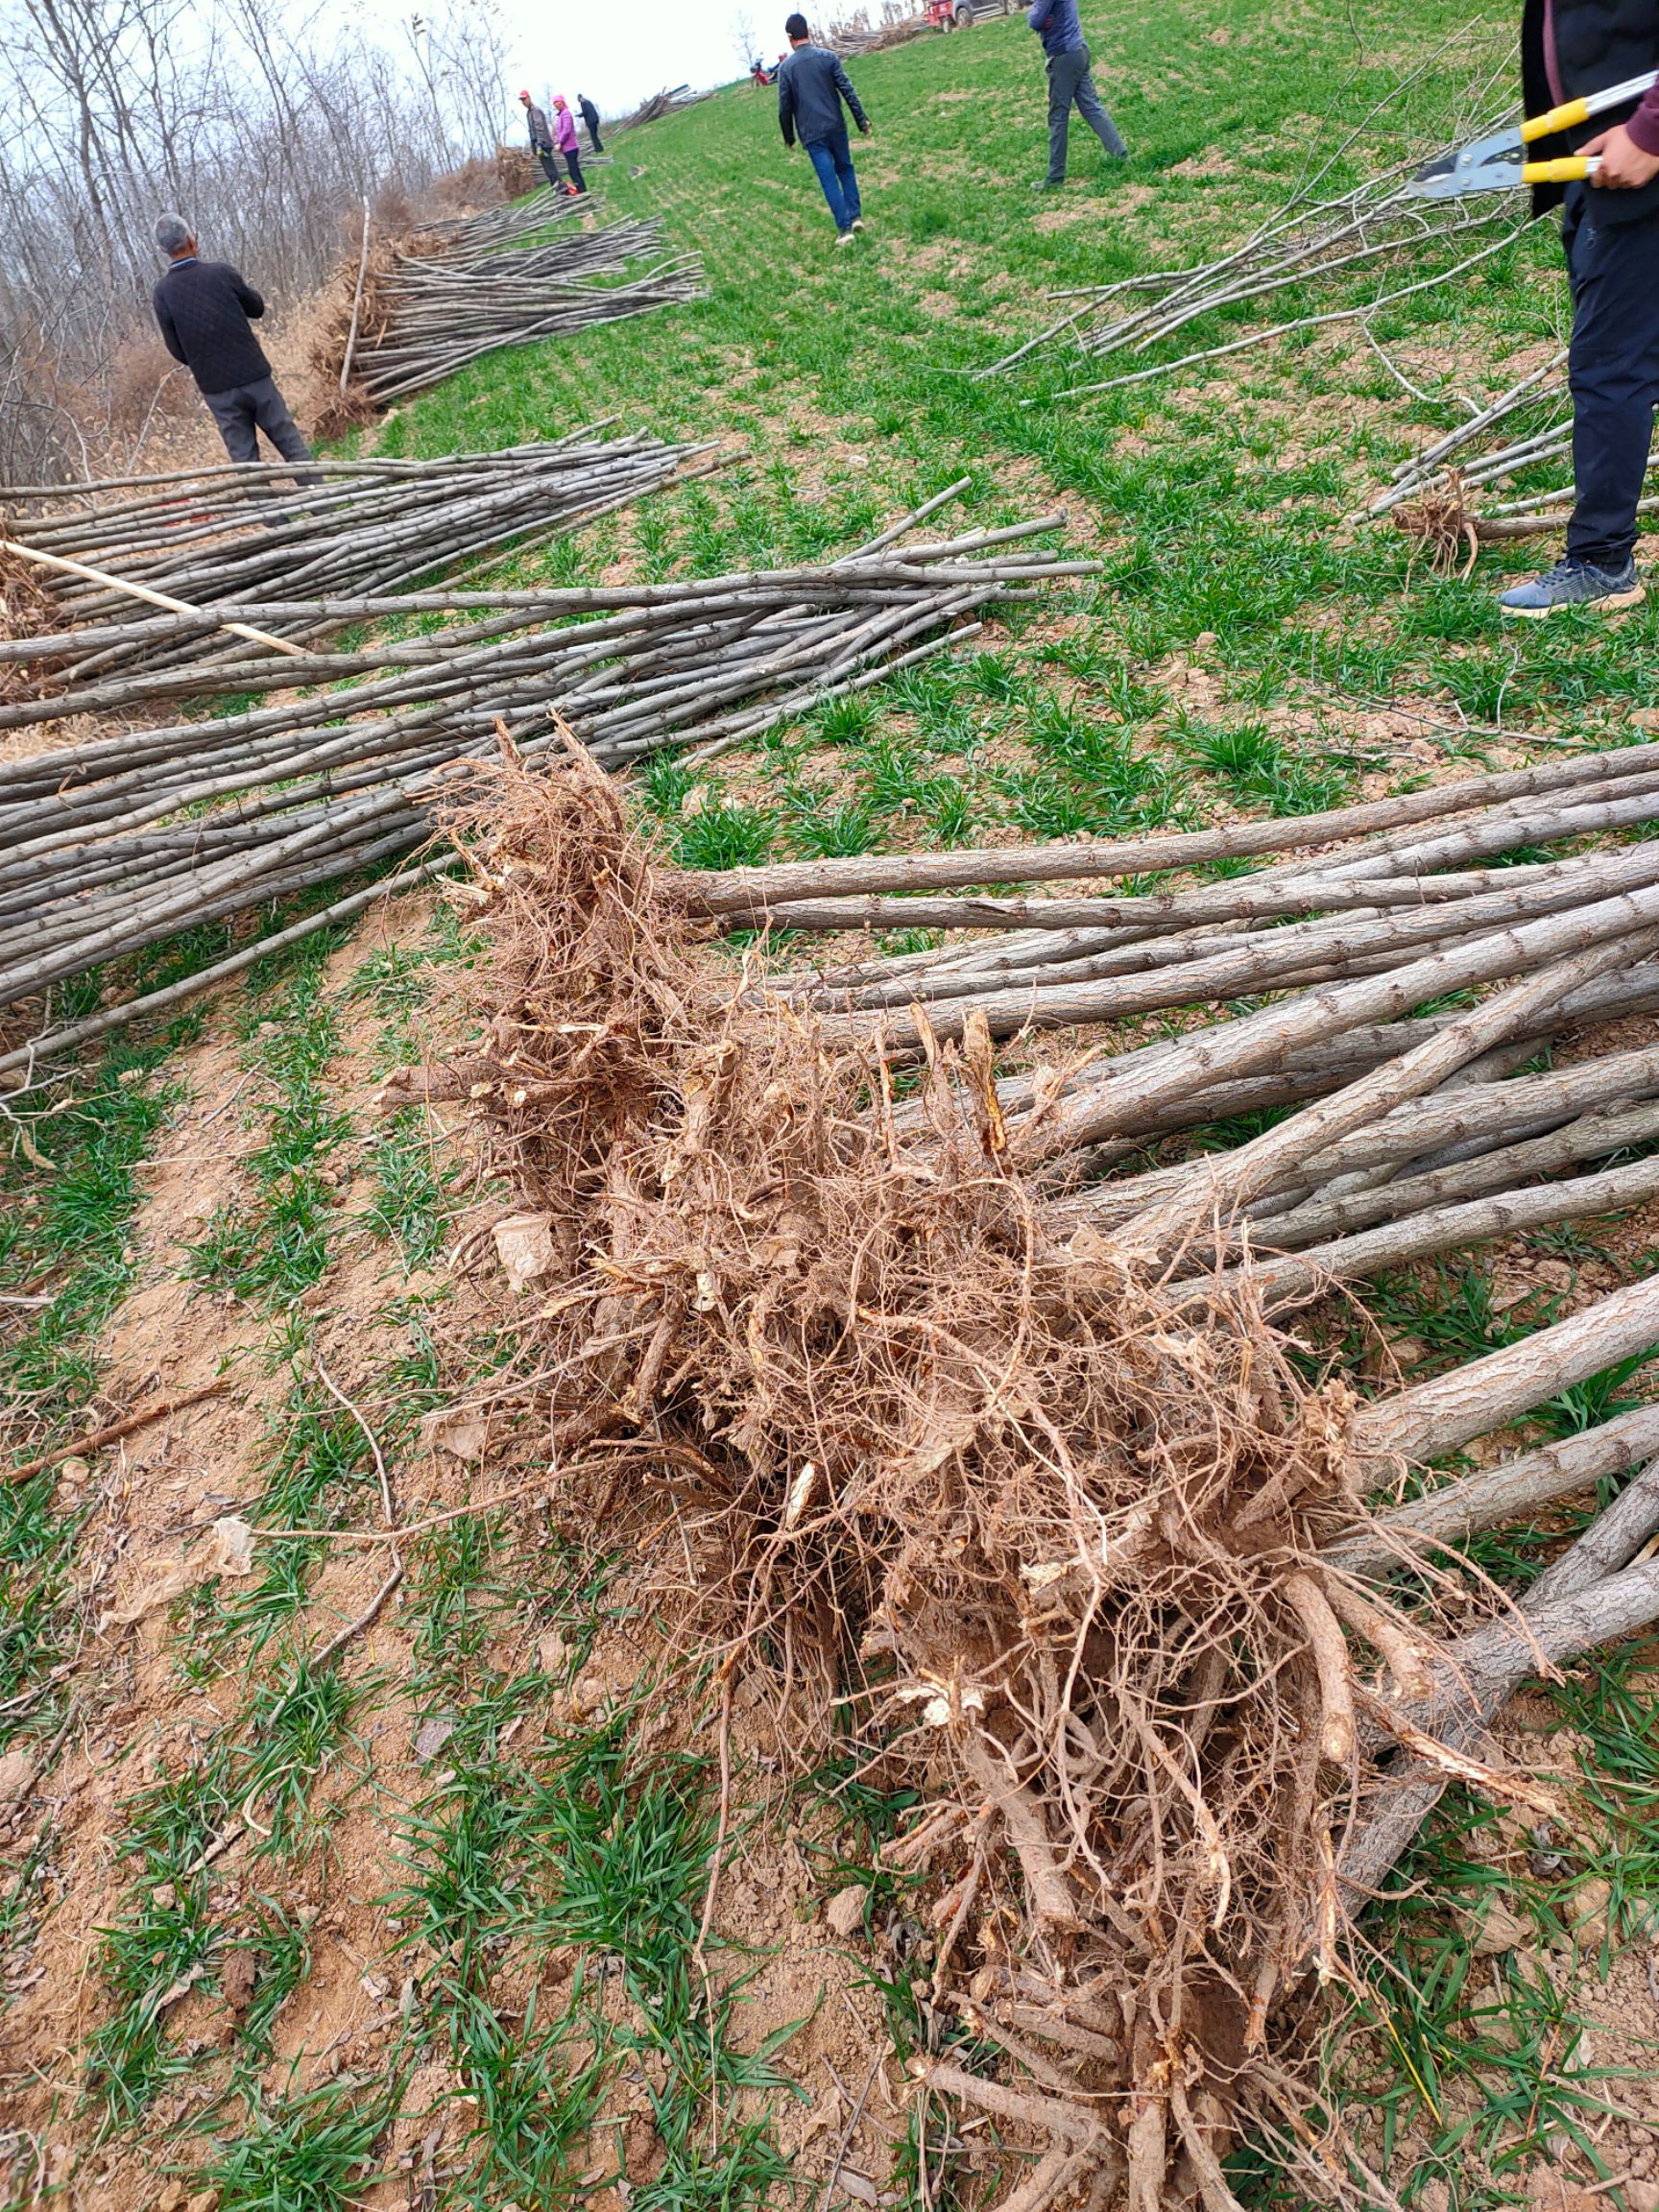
[{"xmin": 519, "ymin": 89, "xmax": 571, "ymax": 195}]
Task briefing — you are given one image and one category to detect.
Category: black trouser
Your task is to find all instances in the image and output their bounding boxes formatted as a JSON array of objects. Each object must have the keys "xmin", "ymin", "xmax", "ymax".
[
  {"xmin": 538, "ymin": 150, "xmax": 564, "ymax": 191},
  {"xmin": 1565, "ymin": 187, "xmax": 1659, "ymax": 569},
  {"xmin": 586, "ymin": 123, "xmax": 603, "ymax": 153},
  {"xmin": 563, "ymin": 145, "xmax": 585, "ymax": 192},
  {"xmin": 202, "ymin": 375, "xmax": 321, "ymax": 484}
]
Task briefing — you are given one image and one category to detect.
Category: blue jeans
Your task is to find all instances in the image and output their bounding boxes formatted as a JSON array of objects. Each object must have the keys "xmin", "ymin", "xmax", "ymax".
[
  {"xmin": 1563, "ymin": 189, "xmax": 1659, "ymax": 569},
  {"xmin": 805, "ymin": 126, "xmax": 860, "ymax": 232}
]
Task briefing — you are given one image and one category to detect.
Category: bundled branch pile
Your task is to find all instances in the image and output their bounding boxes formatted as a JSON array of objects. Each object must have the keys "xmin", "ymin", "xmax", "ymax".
[
  {"xmin": 448, "ymin": 742, "xmax": 1659, "ymax": 2210},
  {"xmin": 983, "ymin": 40, "xmax": 1523, "ymax": 397},
  {"xmin": 406, "ymin": 183, "xmax": 593, "ymax": 259},
  {"xmin": 0, "ymin": 434, "xmax": 719, "ymax": 685},
  {"xmin": 0, "ymin": 499, "xmax": 1090, "ymax": 1071},
  {"xmin": 681, "ymin": 736, "xmax": 1659, "ymax": 1300},
  {"xmin": 609, "ymin": 84, "xmax": 711, "ymax": 132},
  {"xmin": 826, "ymin": 12, "xmax": 928, "ymax": 56},
  {"xmin": 986, "ymin": 177, "xmax": 1523, "ymax": 397},
  {"xmin": 322, "ymin": 218, "xmax": 703, "ymax": 407}
]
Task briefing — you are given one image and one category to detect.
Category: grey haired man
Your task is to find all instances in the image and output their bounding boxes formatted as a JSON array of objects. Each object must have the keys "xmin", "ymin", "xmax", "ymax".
[{"xmin": 151, "ymin": 214, "xmax": 318, "ymax": 476}]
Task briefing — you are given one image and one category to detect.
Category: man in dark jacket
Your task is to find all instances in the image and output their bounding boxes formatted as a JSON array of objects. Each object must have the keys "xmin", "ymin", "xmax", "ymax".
[
  {"xmin": 1026, "ymin": 0, "xmax": 1126, "ymax": 189},
  {"xmin": 777, "ymin": 12, "xmax": 871, "ymax": 246},
  {"xmin": 1500, "ymin": 0, "xmax": 1659, "ymax": 613},
  {"xmin": 151, "ymin": 215, "xmax": 317, "ymax": 476},
  {"xmin": 519, "ymin": 90, "xmax": 566, "ymax": 193},
  {"xmin": 579, "ymin": 94, "xmax": 604, "ymax": 154}
]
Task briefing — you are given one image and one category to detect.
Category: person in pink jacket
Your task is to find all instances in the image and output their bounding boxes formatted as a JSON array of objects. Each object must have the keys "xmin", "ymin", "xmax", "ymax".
[{"xmin": 552, "ymin": 98, "xmax": 587, "ymax": 195}]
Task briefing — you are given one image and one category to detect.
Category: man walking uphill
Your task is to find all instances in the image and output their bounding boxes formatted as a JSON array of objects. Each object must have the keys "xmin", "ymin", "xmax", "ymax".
[
  {"xmin": 151, "ymin": 216, "xmax": 318, "ymax": 477},
  {"xmin": 579, "ymin": 94, "xmax": 603, "ymax": 155},
  {"xmin": 1497, "ymin": 0, "xmax": 1659, "ymax": 615},
  {"xmin": 778, "ymin": 12, "xmax": 871, "ymax": 247},
  {"xmin": 1027, "ymin": 0, "xmax": 1126, "ymax": 190}
]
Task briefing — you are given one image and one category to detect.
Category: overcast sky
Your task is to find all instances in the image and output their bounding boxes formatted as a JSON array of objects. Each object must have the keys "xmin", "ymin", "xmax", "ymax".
[{"xmin": 422, "ymin": 0, "xmax": 763, "ymax": 123}]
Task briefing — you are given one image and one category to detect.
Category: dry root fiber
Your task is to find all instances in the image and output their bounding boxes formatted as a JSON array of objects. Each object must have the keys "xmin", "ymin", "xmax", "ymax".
[
  {"xmin": 306, "ymin": 242, "xmax": 404, "ymax": 435},
  {"xmin": 1389, "ymin": 469, "xmax": 1479, "ymax": 580},
  {"xmin": 448, "ymin": 745, "xmax": 1433, "ymax": 2211},
  {"xmin": 0, "ymin": 551, "xmax": 62, "ymax": 702}
]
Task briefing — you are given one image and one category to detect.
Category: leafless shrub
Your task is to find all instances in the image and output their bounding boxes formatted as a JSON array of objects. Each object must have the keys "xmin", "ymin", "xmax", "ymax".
[
  {"xmin": 493, "ymin": 146, "xmax": 542, "ymax": 199},
  {"xmin": 103, "ymin": 338, "xmax": 191, "ymax": 434},
  {"xmin": 430, "ymin": 154, "xmax": 505, "ymax": 211}
]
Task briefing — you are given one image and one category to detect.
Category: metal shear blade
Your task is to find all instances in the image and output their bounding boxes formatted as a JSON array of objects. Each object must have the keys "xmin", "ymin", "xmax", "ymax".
[{"xmin": 1406, "ymin": 127, "xmax": 1526, "ymax": 200}]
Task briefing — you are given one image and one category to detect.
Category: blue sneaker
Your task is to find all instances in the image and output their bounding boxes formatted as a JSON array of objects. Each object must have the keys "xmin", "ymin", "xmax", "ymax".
[{"xmin": 1498, "ymin": 555, "xmax": 1645, "ymax": 619}]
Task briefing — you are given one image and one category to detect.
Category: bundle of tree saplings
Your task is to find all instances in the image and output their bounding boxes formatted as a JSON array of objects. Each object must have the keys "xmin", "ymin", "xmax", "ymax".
[
  {"xmin": 316, "ymin": 217, "xmax": 704, "ymax": 406},
  {"xmin": 983, "ymin": 37, "xmax": 1522, "ymax": 397},
  {"xmin": 0, "ymin": 497, "xmax": 1091, "ymax": 1074},
  {"xmin": 665, "ymin": 738, "xmax": 1659, "ymax": 1283},
  {"xmin": 404, "ymin": 181, "xmax": 594, "ymax": 260},
  {"xmin": 609, "ymin": 83, "xmax": 711, "ymax": 132},
  {"xmin": 442, "ymin": 740, "xmax": 1659, "ymax": 2212},
  {"xmin": 1366, "ymin": 349, "xmax": 1567, "ymax": 523},
  {"xmin": 0, "ymin": 433, "xmax": 721, "ymax": 686}
]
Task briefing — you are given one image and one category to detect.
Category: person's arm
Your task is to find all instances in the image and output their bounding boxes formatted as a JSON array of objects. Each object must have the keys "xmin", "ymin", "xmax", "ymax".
[
  {"xmin": 832, "ymin": 57, "xmax": 869, "ymax": 132},
  {"xmin": 1026, "ymin": 0, "xmax": 1054, "ymax": 31},
  {"xmin": 1586, "ymin": 83, "xmax": 1659, "ymax": 185},
  {"xmin": 228, "ymin": 267, "xmax": 265, "ymax": 319},
  {"xmin": 1630, "ymin": 80, "xmax": 1659, "ymax": 156},
  {"xmin": 778, "ymin": 65, "xmax": 796, "ymax": 147},
  {"xmin": 152, "ymin": 287, "xmax": 186, "ymax": 367}
]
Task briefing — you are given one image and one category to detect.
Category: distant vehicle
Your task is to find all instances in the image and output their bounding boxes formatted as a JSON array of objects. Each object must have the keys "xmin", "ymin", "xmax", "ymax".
[{"xmin": 926, "ymin": 0, "xmax": 1014, "ymax": 27}]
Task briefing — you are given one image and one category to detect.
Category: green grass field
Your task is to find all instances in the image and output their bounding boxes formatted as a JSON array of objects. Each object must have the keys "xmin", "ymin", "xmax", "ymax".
[
  {"xmin": 11, "ymin": 2, "xmax": 1659, "ymax": 2204},
  {"xmin": 381, "ymin": 0, "xmax": 1653, "ymax": 880}
]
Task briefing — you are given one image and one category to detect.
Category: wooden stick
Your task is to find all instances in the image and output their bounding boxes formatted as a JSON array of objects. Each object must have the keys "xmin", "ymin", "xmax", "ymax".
[
  {"xmin": 0, "ymin": 538, "xmax": 305, "ymax": 659},
  {"xmin": 339, "ymin": 197, "xmax": 373, "ymax": 396},
  {"xmin": 1353, "ymin": 1272, "xmax": 1659, "ymax": 1471},
  {"xmin": 4, "ymin": 1378, "xmax": 227, "ymax": 1485},
  {"xmin": 1324, "ymin": 1405, "xmax": 1659, "ymax": 1577},
  {"xmin": 683, "ymin": 742, "xmax": 1659, "ymax": 912}
]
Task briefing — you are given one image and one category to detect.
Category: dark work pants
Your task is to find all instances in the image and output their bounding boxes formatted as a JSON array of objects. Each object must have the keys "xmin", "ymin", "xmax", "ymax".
[
  {"xmin": 562, "ymin": 145, "xmax": 586, "ymax": 192},
  {"xmin": 538, "ymin": 150, "xmax": 564, "ymax": 191},
  {"xmin": 586, "ymin": 123, "xmax": 603, "ymax": 153},
  {"xmin": 1564, "ymin": 188, "xmax": 1659, "ymax": 569},
  {"xmin": 805, "ymin": 125, "xmax": 860, "ymax": 231},
  {"xmin": 202, "ymin": 375, "xmax": 320, "ymax": 483},
  {"xmin": 1045, "ymin": 41, "xmax": 1125, "ymax": 182}
]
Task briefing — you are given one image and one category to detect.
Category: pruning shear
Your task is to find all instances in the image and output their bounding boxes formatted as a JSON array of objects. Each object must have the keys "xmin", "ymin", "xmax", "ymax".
[{"xmin": 1405, "ymin": 69, "xmax": 1658, "ymax": 198}]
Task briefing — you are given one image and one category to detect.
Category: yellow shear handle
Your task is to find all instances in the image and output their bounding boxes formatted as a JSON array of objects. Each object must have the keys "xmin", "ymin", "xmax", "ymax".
[
  {"xmin": 1521, "ymin": 95, "xmax": 1595, "ymax": 141},
  {"xmin": 1522, "ymin": 156, "xmax": 1598, "ymax": 181}
]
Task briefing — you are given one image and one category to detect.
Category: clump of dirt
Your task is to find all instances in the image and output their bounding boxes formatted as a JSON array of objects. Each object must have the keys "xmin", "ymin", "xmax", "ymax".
[{"xmin": 440, "ymin": 737, "xmax": 1427, "ymax": 2208}]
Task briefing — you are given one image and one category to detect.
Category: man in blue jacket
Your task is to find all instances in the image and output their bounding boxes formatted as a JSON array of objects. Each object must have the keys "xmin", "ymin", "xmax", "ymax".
[
  {"xmin": 1027, "ymin": 0, "xmax": 1126, "ymax": 189},
  {"xmin": 778, "ymin": 12, "xmax": 872, "ymax": 246}
]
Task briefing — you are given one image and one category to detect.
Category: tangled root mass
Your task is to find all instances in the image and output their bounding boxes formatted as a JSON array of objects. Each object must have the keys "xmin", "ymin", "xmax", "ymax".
[{"xmin": 446, "ymin": 744, "xmax": 1428, "ymax": 2211}]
